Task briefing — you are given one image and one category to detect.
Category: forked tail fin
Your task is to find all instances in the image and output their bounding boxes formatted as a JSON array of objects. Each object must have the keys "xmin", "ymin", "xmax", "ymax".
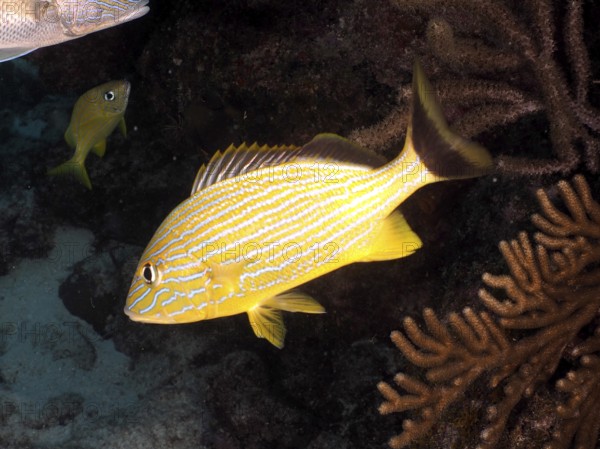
[
  {"xmin": 47, "ymin": 158, "xmax": 92, "ymax": 189},
  {"xmin": 401, "ymin": 60, "xmax": 493, "ymax": 180}
]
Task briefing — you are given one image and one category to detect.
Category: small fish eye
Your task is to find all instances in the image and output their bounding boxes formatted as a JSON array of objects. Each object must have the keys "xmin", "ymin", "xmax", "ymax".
[
  {"xmin": 142, "ymin": 263, "xmax": 156, "ymax": 284},
  {"xmin": 104, "ymin": 91, "xmax": 116, "ymax": 101}
]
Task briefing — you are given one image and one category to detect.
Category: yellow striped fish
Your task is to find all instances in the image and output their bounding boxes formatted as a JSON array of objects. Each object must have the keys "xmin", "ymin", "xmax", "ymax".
[
  {"xmin": 125, "ymin": 62, "xmax": 493, "ymax": 348},
  {"xmin": 48, "ymin": 80, "xmax": 130, "ymax": 189}
]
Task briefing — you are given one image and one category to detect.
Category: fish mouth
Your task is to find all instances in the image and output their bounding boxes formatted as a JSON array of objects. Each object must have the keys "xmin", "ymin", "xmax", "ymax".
[
  {"xmin": 116, "ymin": 81, "xmax": 132, "ymax": 109},
  {"xmin": 118, "ymin": 2, "xmax": 150, "ymax": 23},
  {"xmin": 124, "ymin": 307, "xmax": 176, "ymax": 324}
]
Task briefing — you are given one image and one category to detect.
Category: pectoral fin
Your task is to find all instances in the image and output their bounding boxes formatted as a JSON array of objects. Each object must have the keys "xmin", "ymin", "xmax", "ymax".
[
  {"xmin": 247, "ymin": 291, "xmax": 325, "ymax": 348},
  {"xmin": 92, "ymin": 140, "xmax": 106, "ymax": 157},
  {"xmin": 361, "ymin": 211, "xmax": 422, "ymax": 261},
  {"xmin": 210, "ymin": 259, "xmax": 245, "ymax": 297},
  {"xmin": 119, "ymin": 118, "xmax": 127, "ymax": 137}
]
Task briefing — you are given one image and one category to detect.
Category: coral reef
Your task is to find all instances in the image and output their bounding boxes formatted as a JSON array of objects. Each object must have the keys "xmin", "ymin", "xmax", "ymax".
[
  {"xmin": 378, "ymin": 175, "xmax": 600, "ymax": 448},
  {"xmin": 351, "ymin": 0, "xmax": 600, "ymax": 175}
]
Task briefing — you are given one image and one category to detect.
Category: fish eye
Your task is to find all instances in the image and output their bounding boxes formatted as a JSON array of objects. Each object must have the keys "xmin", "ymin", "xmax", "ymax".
[
  {"xmin": 142, "ymin": 262, "xmax": 157, "ymax": 284},
  {"xmin": 104, "ymin": 91, "xmax": 116, "ymax": 101}
]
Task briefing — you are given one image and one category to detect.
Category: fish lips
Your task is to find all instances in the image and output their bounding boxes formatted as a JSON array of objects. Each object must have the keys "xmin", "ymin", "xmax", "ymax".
[
  {"xmin": 119, "ymin": 2, "xmax": 150, "ymax": 25},
  {"xmin": 124, "ymin": 307, "xmax": 177, "ymax": 324}
]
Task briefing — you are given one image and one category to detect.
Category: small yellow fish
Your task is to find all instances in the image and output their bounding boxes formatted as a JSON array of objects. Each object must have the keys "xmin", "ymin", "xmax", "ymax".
[
  {"xmin": 0, "ymin": 0, "xmax": 149, "ymax": 62},
  {"xmin": 125, "ymin": 62, "xmax": 493, "ymax": 348},
  {"xmin": 48, "ymin": 80, "xmax": 130, "ymax": 189}
]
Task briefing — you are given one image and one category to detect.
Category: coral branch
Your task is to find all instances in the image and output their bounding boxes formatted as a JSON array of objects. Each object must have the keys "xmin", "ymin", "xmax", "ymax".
[
  {"xmin": 352, "ymin": 0, "xmax": 600, "ymax": 175},
  {"xmin": 379, "ymin": 175, "xmax": 600, "ymax": 448}
]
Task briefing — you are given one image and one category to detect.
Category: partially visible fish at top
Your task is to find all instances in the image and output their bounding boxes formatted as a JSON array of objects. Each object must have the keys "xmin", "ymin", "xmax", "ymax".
[
  {"xmin": 0, "ymin": 0, "xmax": 149, "ymax": 62},
  {"xmin": 125, "ymin": 61, "xmax": 494, "ymax": 348},
  {"xmin": 48, "ymin": 80, "xmax": 130, "ymax": 189}
]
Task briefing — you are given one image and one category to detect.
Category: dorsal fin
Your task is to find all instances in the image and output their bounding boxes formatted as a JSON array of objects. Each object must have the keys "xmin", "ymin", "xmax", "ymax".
[
  {"xmin": 191, "ymin": 143, "xmax": 302, "ymax": 194},
  {"xmin": 191, "ymin": 133, "xmax": 387, "ymax": 195}
]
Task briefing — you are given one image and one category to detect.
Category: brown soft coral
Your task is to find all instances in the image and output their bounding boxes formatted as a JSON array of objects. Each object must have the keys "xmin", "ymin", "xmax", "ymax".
[{"xmin": 378, "ymin": 175, "xmax": 600, "ymax": 449}]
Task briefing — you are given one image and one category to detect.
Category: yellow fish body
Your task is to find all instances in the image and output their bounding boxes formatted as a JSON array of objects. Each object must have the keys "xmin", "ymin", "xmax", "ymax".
[
  {"xmin": 125, "ymin": 62, "xmax": 493, "ymax": 348},
  {"xmin": 48, "ymin": 80, "xmax": 130, "ymax": 189}
]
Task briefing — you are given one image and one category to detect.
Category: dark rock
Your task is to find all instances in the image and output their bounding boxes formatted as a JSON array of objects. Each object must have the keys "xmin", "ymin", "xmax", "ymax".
[
  {"xmin": 59, "ymin": 241, "xmax": 141, "ymax": 335},
  {"xmin": 208, "ymin": 351, "xmax": 314, "ymax": 449}
]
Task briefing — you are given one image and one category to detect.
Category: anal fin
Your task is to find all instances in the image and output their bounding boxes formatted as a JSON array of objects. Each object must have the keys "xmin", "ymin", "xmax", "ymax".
[
  {"xmin": 361, "ymin": 211, "xmax": 422, "ymax": 261},
  {"xmin": 92, "ymin": 140, "xmax": 106, "ymax": 157}
]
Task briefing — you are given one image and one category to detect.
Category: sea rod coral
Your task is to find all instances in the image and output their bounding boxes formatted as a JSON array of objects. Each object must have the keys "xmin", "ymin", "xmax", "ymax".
[
  {"xmin": 378, "ymin": 175, "xmax": 600, "ymax": 449},
  {"xmin": 350, "ymin": 0, "xmax": 600, "ymax": 175}
]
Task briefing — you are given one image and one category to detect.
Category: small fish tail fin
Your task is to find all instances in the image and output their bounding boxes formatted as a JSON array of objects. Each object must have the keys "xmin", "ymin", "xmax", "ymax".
[
  {"xmin": 396, "ymin": 60, "xmax": 493, "ymax": 184},
  {"xmin": 47, "ymin": 158, "xmax": 92, "ymax": 189}
]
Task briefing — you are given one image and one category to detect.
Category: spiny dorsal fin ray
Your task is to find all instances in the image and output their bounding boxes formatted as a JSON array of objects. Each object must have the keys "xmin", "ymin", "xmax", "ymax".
[
  {"xmin": 191, "ymin": 134, "xmax": 387, "ymax": 195},
  {"xmin": 408, "ymin": 60, "xmax": 493, "ymax": 179},
  {"xmin": 192, "ymin": 143, "xmax": 301, "ymax": 194}
]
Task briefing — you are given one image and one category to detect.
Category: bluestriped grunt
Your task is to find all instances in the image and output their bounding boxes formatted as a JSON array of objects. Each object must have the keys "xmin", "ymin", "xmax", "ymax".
[{"xmin": 125, "ymin": 61, "xmax": 493, "ymax": 348}]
